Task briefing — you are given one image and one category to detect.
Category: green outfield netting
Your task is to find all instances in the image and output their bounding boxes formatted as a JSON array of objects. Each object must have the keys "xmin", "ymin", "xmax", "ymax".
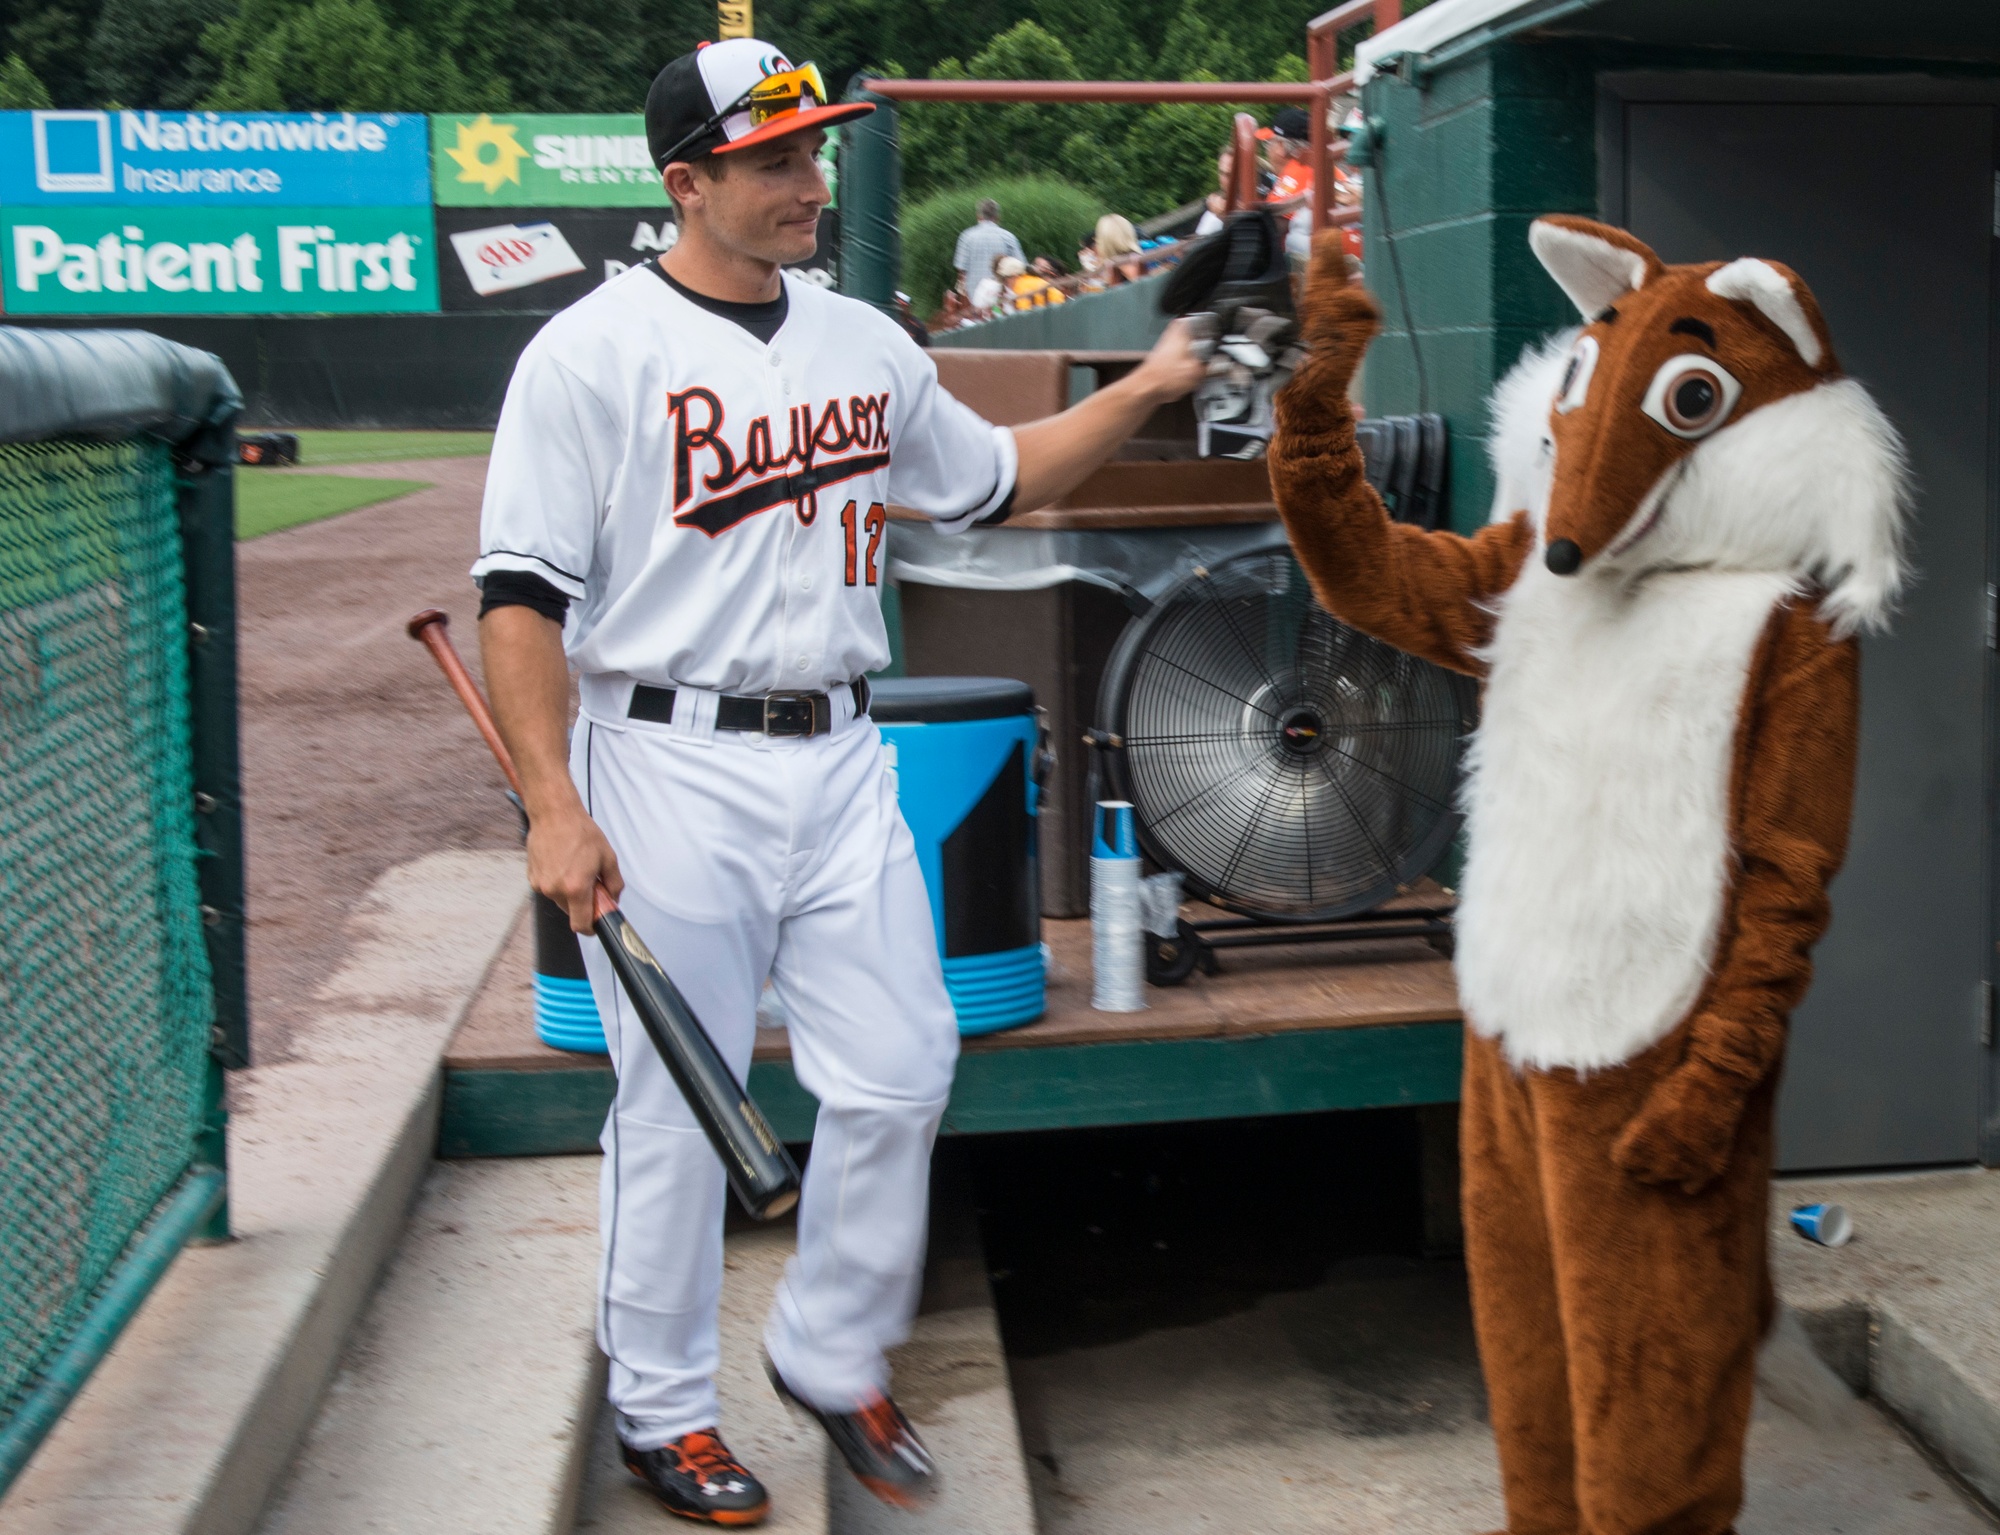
[{"xmin": 0, "ymin": 435, "xmax": 214, "ymax": 1424}]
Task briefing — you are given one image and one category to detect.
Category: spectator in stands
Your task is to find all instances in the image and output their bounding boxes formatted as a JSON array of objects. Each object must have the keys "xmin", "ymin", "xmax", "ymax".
[
  {"xmin": 1332, "ymin": 106, "xmax": 1366, "ymax": 263},
  {"xmin": 893, "ymin": 290, "xmax": 930, "ymax": 347},
  {"xmin": 1092, "ymin": 215, "xmax": 1142, "ymax": 285},
  {"xmin": 1196, "ymin": 147, "xmax": 1231, "ymax": 237},
  {"xmin": 1076, "ymin": 235, "xmax": 1103, "ymax": 286},
  {"xmin": 929, "ymin": 289, "xmax": 977, "ymax": 333},
  {"xmin": 953, "ymin": 198, "xmax": 1023, "ymax": 300},
  {"xmin": 995, "ymin": 255, "xmax": 1066, "ymax": 311},
  {"xmin": 1261, "ymin": 108, "xmax": 1314, "ymax": 210}
]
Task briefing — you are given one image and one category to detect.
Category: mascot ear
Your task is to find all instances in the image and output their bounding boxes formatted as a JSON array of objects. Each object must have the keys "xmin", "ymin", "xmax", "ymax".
[
  {"xmin": 1705, "ymin": 258, "xmax": 1831, "ymax": 370},
  {"xmin": 1528, "ymin": 216, "xmax": 1665, "ymax": 318}
]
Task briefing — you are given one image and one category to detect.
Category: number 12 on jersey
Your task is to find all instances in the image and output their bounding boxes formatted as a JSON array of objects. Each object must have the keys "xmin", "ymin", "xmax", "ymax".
[{"xmin": 840, "ymin": 500, "xmax": 887, "ymax": 587}]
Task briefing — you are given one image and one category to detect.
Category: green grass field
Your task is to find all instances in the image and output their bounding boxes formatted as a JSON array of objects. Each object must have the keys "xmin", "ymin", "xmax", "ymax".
[
  {"xmin": 235, "ymin": 474, "xmax": 431, "ymax": 539},
  {"xmin": 232, "ymin": 427, "xmax": 491, "ymax": 538},
  {"xmin": 244, "ymin": 429, "xmax": 495, "ymax": 466}
]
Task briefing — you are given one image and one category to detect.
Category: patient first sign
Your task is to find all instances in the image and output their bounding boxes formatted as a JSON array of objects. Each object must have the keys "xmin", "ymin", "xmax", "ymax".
[
  {"xmin": 0, "ymin": 110, "xmax": 431, "ymax": 206},
  {"xmin": 2, "ymin": 207, "xmax": 439, "ymax": 314}
]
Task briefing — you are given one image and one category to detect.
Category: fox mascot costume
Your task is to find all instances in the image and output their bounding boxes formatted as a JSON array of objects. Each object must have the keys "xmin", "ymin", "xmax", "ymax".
[{"xmin": 1269, "ymin": 216, "xmax": 1908, "ymax": 1534}]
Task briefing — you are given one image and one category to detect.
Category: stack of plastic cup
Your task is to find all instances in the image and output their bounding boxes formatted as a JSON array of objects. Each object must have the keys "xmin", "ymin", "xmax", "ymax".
[{"xmin": 1091, "ymin": 801, "xmax": 1146, "ymax": 1012}]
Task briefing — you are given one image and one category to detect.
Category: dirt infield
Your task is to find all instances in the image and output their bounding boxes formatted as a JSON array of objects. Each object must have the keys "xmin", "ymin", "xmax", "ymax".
[{"xmin": 237, "ymin": 456, "xmax": 519, "ymax": 1061}]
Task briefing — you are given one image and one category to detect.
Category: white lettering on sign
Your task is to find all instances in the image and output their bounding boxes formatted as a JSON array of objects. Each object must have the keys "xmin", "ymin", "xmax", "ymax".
[
  {"xmin": 120, "ymin": 111, "xmax": 393, "ymax": 155},
  {"xmin": 10, "ymin": 223, "xmax": 263, "ymax": 294},
  {"xmin": 122, "ymin": 164, "xmax": 284, "ymax": 195},
  {"xmin": 629, "ymin": 220, "xmax": 677, "ymax": 254},
  {"xmin": 532, "ymin": 133, "xmax": 650, "ymax": 172},
  {"xmin": 278, "ymin": 224, "xmax": 418, "ymax": 293}
]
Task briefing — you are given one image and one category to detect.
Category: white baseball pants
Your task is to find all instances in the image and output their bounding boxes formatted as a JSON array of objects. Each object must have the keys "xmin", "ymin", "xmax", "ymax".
[{"xmin": 571, "ymin": 681, "xmax": 959, "ymax": 1450}]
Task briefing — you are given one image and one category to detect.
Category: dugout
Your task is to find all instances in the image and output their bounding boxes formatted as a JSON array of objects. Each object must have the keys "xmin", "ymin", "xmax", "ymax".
[{"xmin": 1350, "ymin": 0, "xmax": 2000, "ymax": 1171}]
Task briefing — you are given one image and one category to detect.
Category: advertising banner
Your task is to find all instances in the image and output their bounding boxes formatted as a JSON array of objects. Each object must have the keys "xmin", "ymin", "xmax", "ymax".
[
  {"xmin": 435, "ymin": 205, "xmax": 677, "ymax": 310},
  {"xmin": 434, "ymin": 206, "xmax": 839, "ymax": 312},
  {"xmin": 2, "ymin": 206, "xmax": 440, "ymax": 315},
  {"xmin": 432, "ymin": 114, "xmax": 668, "ymax": 208},
  {"xmin": 0, "ymin": 110, "xmax": 430, "ymax": 207}
]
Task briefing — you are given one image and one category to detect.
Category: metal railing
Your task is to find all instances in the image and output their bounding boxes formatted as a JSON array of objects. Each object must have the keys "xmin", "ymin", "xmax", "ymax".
[{"xmin": 863, "ymin": 0, "xmax": 1400, "ymax": 236}]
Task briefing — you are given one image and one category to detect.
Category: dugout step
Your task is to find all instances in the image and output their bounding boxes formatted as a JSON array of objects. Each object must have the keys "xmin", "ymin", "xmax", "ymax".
[
  {"xmin": 441, "ymin": 888, "xmax": 1465, "ymax": 1161},
  {"xmin": 0, "ymin": 851, "xmax": 527, "ymax": 1535}
]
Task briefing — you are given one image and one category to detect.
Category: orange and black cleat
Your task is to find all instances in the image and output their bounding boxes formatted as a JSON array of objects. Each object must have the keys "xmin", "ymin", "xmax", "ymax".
[
  {"xmin": 766, "ymin": 1359, "xmax": 937, "ymax": 1509},
  {"xmin": 622, "ymin": 1428, "xmax": 770, "ymax": 1525}
]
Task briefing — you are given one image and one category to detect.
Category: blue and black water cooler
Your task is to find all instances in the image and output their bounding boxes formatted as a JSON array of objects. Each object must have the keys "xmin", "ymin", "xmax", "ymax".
[
  {"xmin": 533, "ymin": 892, "xmax": 606, "ymax": 1052},
  {"xmin": 871, "ymin": 677, "xmax": 1047, "ymax": 1034}
]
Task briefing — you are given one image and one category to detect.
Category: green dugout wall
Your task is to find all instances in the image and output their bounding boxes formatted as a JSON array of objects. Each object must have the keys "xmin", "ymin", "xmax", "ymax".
[
  {"xmin": 1354, "ymin": 41, "xmax": 1592, "ymax": 529},
  {"xmin": 1354, "ymin": 1, "xmax": 2000, "ymax": 1171}
]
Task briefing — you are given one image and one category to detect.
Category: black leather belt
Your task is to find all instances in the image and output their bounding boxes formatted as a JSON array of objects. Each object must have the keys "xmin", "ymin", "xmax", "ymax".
[{"xmin": 629, "ymin": 676, "xmax": 870, "ymax": 737}]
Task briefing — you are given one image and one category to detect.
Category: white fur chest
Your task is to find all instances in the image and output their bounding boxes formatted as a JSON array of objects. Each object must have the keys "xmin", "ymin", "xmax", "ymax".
[{"xmin": 1452, "ymin": 563, "xmax": 1796, "ymax": 1071}]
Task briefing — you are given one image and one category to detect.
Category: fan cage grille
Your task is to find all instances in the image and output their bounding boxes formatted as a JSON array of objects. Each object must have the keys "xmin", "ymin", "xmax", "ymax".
[{"xmin": 1107, "ymin": 552, "xmax": 1474, "ymax": 922}]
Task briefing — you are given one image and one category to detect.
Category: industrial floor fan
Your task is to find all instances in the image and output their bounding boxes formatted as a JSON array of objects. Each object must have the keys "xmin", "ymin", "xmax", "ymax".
[{"xmin": 1091, "ymin": 548, "xmax": 1477, "ymax": 983}]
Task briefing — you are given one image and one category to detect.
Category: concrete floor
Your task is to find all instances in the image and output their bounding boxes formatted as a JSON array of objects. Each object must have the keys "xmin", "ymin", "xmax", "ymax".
[
  {"xmin": 1006, "ymin": 1253, "xmax": 1993, "ymax": 1534},
  {"xmin": 969, "ymin": 1114, "xmax": 1997, "ymax": 1535}
]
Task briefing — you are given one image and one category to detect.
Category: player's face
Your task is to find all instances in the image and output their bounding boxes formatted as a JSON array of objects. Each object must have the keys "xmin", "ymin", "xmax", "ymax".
[{"xmin": 699, "ymin": 131, "xmax": 829, "ymax": 267}]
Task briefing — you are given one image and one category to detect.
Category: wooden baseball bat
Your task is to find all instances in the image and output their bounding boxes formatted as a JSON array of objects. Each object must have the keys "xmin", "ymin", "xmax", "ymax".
[{"xmin": 407, "ymin": 608, "xmax": 801, "ymax": 1220}]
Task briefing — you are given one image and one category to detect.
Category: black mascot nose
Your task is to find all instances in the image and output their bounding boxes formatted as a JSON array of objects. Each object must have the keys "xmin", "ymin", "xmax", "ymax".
[{"xmin": 1544, "ymin": 538, "xmax": 1582, "ymax": 575}]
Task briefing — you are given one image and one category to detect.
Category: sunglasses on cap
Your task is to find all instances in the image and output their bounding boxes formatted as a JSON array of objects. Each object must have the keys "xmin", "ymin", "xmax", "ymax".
[{"xmin": 659, "ymin": 62, "xmax": 831, "ymax": 167}]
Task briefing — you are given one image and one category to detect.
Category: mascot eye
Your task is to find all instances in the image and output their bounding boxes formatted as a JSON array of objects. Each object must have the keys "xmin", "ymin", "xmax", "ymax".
[
  {"xmin": 1640, "ymin": 354, "xmax": 1743, "ymax": 440},
  {"xmin": 1554, "ymin": 334, "xmax": 1598, "ymax": 415}
]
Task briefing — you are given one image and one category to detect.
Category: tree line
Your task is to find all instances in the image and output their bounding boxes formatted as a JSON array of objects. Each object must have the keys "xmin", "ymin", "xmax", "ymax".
[{"xmin": 0, "ymin": 0, "xmax": 1382, "ymax": 225}]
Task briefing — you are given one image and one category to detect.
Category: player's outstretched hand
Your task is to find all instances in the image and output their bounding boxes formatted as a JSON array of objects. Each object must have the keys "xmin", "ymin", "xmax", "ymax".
[
  {"xmin": 529, "ymin": 804, "xmax": 625, "ymax": 933},
  {"xmin": 1129, "ymin": 317, "xmax": 1208, "ymax": 405}
]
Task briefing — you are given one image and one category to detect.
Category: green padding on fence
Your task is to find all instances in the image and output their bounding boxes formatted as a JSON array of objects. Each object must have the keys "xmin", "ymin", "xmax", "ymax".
[
  {"xmin": 0, "ymin": 1166, "xmax": 224, "ymax": 1492},
  {"xmin": 0, "ymin": 434, "xmax": 215, "ymax": 1444},
  {"xmin": 932, "ymin": 274, "xmax": 1173, "ymax": 353}
]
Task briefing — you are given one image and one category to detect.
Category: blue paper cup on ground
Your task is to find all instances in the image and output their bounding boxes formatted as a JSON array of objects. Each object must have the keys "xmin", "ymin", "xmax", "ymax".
[{"xmin": 1789, "ymin": 1202, "xmax": 1853, "ymax": 1247}]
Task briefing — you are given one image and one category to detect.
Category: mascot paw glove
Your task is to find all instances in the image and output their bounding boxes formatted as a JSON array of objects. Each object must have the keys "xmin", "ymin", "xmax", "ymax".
[
  {"xmin": 1611, "ymin": 1050, "xmax": 1754, "ymax": 1196},
  {"xmin": 1275, "ymin": 231, "xmax": 1381, "ymax": 438}
]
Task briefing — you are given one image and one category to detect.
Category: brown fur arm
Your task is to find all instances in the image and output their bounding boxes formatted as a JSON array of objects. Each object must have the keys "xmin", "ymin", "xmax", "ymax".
[
  {"xmin": 1270, "ymin": 233, "xmax": 1532, "ymax": 677},
  {"xmin": 1613, "ymin": 600, "xmax": 1861, "ymax": 1194}
]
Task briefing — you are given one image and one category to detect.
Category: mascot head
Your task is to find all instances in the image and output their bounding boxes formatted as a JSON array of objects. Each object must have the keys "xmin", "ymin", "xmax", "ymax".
[{"xmin": 1497, "ymin": 215, "xmax": 1909, "ymax": 636}]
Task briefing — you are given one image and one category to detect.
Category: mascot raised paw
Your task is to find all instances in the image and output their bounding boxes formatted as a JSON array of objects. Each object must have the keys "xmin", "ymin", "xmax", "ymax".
[{"xmin": 1270, "ymin": 218, "xmax": 1909, "ymax": 1535}]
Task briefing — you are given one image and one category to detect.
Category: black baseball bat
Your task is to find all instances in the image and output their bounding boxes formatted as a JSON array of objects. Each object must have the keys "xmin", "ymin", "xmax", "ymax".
[{"xmin": 408, "ymin": 609, "xmax": 801, "ymax": 1220}]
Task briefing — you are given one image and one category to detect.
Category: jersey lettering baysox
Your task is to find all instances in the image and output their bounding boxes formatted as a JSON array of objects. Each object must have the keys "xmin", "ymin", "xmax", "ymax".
[
  {"xmin": 473, "ymin": 261, "xmax": 1010, "ymax": 1452},
  {"xmin": 475, "ymin": 262, "xmax": 1014, "ymax": 693}
]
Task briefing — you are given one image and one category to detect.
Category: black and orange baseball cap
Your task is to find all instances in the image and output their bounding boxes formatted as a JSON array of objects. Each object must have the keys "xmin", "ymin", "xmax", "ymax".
[
  {"xmin": 1256, "ymin": 107, "xmax": 1311, "ymax": 144},
  {"xmin": 645, "ymin": 39, "xmax": 874, "ymax": 170}
]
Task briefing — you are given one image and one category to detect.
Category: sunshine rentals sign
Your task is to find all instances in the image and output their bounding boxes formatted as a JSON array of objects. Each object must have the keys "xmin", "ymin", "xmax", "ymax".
[{"xmin": 430, "ymin": 114, "xmax": 667, "ymax": 207}]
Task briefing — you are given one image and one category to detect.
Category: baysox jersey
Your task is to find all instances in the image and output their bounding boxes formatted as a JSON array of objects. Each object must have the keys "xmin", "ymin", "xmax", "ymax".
[{"xmin": 473, "ymin": 262, "xmax": 1016, "ymax": 695}]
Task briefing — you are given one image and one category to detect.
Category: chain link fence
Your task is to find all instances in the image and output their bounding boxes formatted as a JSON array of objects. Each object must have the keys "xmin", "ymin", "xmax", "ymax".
[{"xmin": 0, "ymin": 329, "xmax": 241, "ymax": 1490}]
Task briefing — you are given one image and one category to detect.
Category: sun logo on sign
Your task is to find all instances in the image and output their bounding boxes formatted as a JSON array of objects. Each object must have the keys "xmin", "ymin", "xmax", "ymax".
[{"xmin": 447, "ymin": 115, "xmax": 529, "ymax": 196}]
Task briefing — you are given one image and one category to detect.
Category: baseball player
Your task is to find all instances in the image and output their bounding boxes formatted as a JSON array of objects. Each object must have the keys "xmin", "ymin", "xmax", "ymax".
[{"xmin": 475, "ymin": 38, "xmax": 1202, "ymax": 1525}]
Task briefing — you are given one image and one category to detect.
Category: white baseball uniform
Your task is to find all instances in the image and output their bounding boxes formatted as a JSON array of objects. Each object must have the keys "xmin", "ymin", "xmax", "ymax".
[{"xmin": 475, "ymin": 261, "xmax": 1016, "ymax": 1447}]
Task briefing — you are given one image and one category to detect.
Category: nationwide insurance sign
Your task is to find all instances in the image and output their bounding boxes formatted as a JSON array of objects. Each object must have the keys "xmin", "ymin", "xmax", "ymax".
[
  {"xmin": 0, "ymin": 109, "xmax": 430, "ymax": 205},
  {"xmin": 0, "ymin": 108, "xmax": 436, "ymax": 314}
]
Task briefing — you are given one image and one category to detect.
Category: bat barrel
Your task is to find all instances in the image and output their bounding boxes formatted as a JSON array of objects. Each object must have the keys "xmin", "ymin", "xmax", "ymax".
[
  {"xmin": 405, "ymin": 608, "xmax": 526, "ymax": 798},
  {"xmin": 596, "ymin": 908, "xmax": 802, "ymax": 1220}
]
